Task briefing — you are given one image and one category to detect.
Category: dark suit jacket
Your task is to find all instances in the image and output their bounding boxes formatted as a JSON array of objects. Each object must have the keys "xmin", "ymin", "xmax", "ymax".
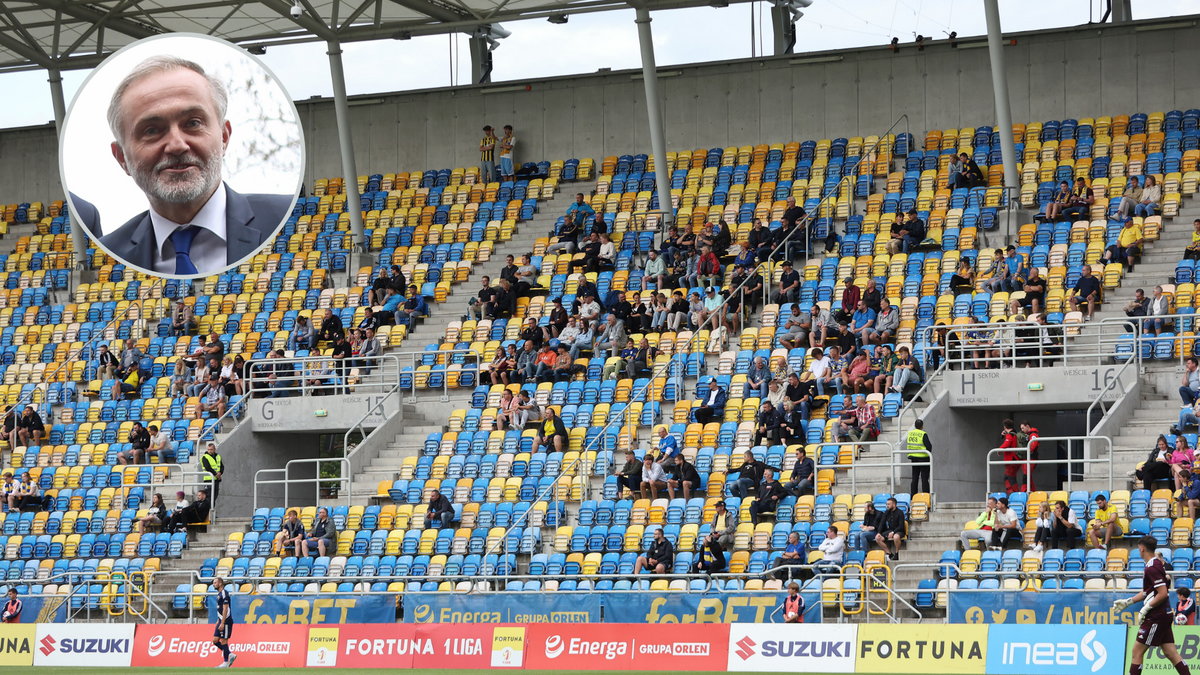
[
  {"xmin": 699, "ymin": 387, "xmax": 727, "ymax": 413},
  {"xmin": 69, "ymin": 193, "xmax": 102, "ymax": 238},
  {"xmin": 98, "ymin": 186, "xmax": 291, "ymax": 273}
]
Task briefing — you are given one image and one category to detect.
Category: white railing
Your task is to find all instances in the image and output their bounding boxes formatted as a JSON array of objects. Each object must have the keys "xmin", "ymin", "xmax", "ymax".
[{"xmin": 985, "ymin": 435, "xmax": 1114, "ymax": 495}]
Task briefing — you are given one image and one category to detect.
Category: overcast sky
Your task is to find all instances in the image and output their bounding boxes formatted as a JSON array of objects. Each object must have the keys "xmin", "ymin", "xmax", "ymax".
[{"xmin": 0, "ymin": 0, "xmax": 1193, "ymax": 130}]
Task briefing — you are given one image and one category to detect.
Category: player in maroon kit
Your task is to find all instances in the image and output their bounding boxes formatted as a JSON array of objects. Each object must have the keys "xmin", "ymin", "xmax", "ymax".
[{"xmin": 1113, "ymin": 536, "xmax": 1193, "ymax": 675}]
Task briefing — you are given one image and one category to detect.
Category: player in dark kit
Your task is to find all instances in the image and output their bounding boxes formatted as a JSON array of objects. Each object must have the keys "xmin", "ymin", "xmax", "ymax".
[
  {"xmin": 213, "ymin": 576, "xmax": 236, "ymax": 668},
  {"xmin": 1113, "ymin": 536, "xmax": 1192, "ymax": 675}
]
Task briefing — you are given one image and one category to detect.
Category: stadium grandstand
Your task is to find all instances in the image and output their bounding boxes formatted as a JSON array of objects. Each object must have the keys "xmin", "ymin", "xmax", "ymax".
[{"xmin": 0, "ymin": 0, "xmax": 1199, "ymax": 672}]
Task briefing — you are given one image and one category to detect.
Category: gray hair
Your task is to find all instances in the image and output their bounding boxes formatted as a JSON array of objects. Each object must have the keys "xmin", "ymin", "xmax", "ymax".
[{"xmin": 107, "ymin": 55, "xmax": 228, "ymax": 143}]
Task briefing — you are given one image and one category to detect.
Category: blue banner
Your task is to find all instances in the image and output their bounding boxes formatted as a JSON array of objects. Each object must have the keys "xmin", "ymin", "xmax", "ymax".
[
  {"xmin": 987, "ymin": 624, "xmax": 1127, "ymax": 675},
  {"xmin": 404, "ymin": 591, "xmax": 819, "ymax": 623},
  {"xmin": 20, "ymin": 596, "xmax": 66, "ymax": 623},
  {"xmin": 206, "ymin": 594, "xmax": 396, "ymax": 624},
  {"xmin": 950, "ymin": 590, "xmax": 1138, "ymax": 625},
  {"xmin": 405, "ymin": 592, "xmax": 601, "ymax": 623}
]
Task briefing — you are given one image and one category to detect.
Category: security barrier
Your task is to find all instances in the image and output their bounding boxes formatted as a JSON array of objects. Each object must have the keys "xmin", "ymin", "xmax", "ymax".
[{"xmin": 6, "ymin": 620, "xmax": 1189, "ymax": 672}]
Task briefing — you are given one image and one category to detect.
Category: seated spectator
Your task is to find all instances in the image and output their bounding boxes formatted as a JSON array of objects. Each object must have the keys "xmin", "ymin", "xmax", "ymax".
[
  {"xmin": 693, "ymin": 380, "xmax": 727, "ymax": 424},
  {"xmin": 655, "ymin": 426, "xmax": 680, "ymax": 464},
  {"xmin": 550, "ymin": 345, "xmax": 581, "ymax": 382},
  {"xmin": 871, "ymin": 345, "xmax": 897, "ymax": 394},
  {"xmin": 753, "ymin": 402, "xmax": 782, "ymax": 446},
  {"xmin": 117, "ymin": 421, "xmax": 150, "ymax": 465},
  {"xmin": 1175, "ymin": 401, "xmax": 1200, "ymax": 437},
  {"xmin": 848, "ymin": 395, "xmax": 879, "ymax": 442},
  {"xmin": 862, "ymin": 278, "xmax": 882, "ymax": 313},
  {"xmin": 639, "ymin": 455, "xmax": 668, "ymax": 500},
  {"xmin": 873, "ymin": 298, "xmax": 899, "ymax": 345},
  {"xmin": 272, "ymin": 509, "xmax": 304, "ymax": 557},
  {"xmin": 316, "ymin": 309, "xmax": 345, "ymax": 346},
  {"xmin": 0, "ymin": 412, "xmax": 15, "ymax": 449},
  {"xmin": 749, "ymin": 469, "xmax": 785, "ymax": 525},
  {"xmin": 773, "ymin": 532, "xmax": 806, "ymax": 581},
  {"xmin": 1135, "ymin": 174, "xmax": 1162, "ymax": 217},
  {"xmin": 1171, "ymin": 436, "xmax": 1195, "ymax": 491},
  {"xmin": 1182, "ymin": 358, "xmax": 1200, "ymax": 407},
  {"xmin": 8, "ymin": 472, "xmax": 40, "ymax": 512},
  {"xmin": 567, "ymin": 319, "xmax": 595, "ymax": 360},
  {"xmin": 874, "ymin": 497, "xmax": 907, "ymax": 560},
  {"xmin": 773, "ymin": 261, "xmax": 800, "ymax": 304},
  {"xmin": 484, "ymin": 279, "xmax": 516, "ymax": 319},
  {"xmin": 530, "ymin": 344, "xmax": 557, "ymax": 383},
  {"xmin": 1086, "ymin": 493, "xmax": 1121, "ymax": 550},
  {"xmin": 536, "ymin": 407, "xmax": 567, "ymax": 453},
  {"xmin": 643, "ymin": 249, "xmax": 666, "ymax": 290},
  {"xmin": 97, "ymin": 344, "xmax": 118, "ymax": 381},
  {"xmin": 593, "ymin": 315, "xmax": 627, "ymax": 360},
  {"xmin": 397, "ymin": 285, "xmax": 429, "ymax": 325},
  {"xmin": 784, "ymin": 447, "xmax": 814, "ymax": 496},
  {"xmin": 1181, "ymin": 469, "xmax": 1200, "ymax": 520},
  {"xmin": 892, "ymin": 209, "xmax": 926, "ymax": 253},
  {"xmin": 1044, "ymin": 180, "xmax": 1071, "ymax": 221},
  {"xmin": 783, "ymin": 372, "xmax": 815, "ymax": 421},
  {"xmin": 813, "ymin": 525, "xmax": 844, "ymax": 576},
  {"xmin": 848, "ymin": 301, "xmax": 876, "ymax": 347},
  {"xmin": 959, "ymin": 497, "xmax": 998, "ymax": 550},
  {"xmin": 890, "ymin": 345, "xmax": 919, "ymax": 394},
  {"xmin": 699, "ymin": 500, "xmax": 737, "ymax": 573},
  {"xmin": 1146, "ymin": 286, "xmax": 1172, "ymax": 336},
  {"xmin": 990, "ymin": 497, "xmax": 1020, "ymax": 550},
  {"xmin": 1061, "ymin": 177, "xmax": 1095, "ymax": 221},
  {"xmin": 165, "ymin": 488, "xmax": 210, "ymax": 532},
  {"xmin": 744, "ymin": 357, "xmax": 771, "ymax": 399},
  {"xmin": 493, "ymin": 390, "xmax": 520, "ymax": 431},
  {"xmin": 356, "ymin": 329, "xmax": 382, "ymax": 373},
  {"xmin": 633, "ymin": 527, "xmax": 673, "ymax": 574},
  {"xmin": 854, "ymin": 501, "xmax": 880, "ymax": 551},
  {"xmin": 300, "ymin": 506, "xmax": 336, "ymax": 556},
  {"xmin": 136, "ymin": 493, "xmax": 166, "ymax": 534},
  {"xmin": 466, "ymin": 277, "xmax": 495, "ymax": 320},
  {"xmin": 1049, "ymin": 499, "xmax": 1081, "ymax": 549},
  {"xmin": 728, "ymin": 450, "xmax": 780, "ymax": 500},
  {"xmin": 513, "ymin": 391, "xmax": 539, "ymax": 429},
  {"xmin": 368, "ymin": 267, "xmax": 393, "ymax": 306},
  {"xmin": 1102, "ymin": 218, "xmax": 1144, "ymax": 271},
  {"xmin": 1009, "ymin": 267, "xmax": 1046, "ymax": 316},
  {"xmin": 667, "ymin": 456, "xmax": 700, "ymax": 501},
  {"xmin": 1029, "ymin": 502, "xmax": 1053, "ymax": 553},
  {"xmin": 195, "ymin": 374, "xmax": 228, "ymax": 420},
  {"xmin": 1187, "ymin": 219, "xmax": 1200, "ymax": 261},
  {"xmin": 957, "ymin": 152, "xmax": 985, "ymax": 188},
  {"xmin": 288, "ymin": 316, "xmax": 314, "ymax": 351},
  {"xmin": 513, "ymin": 254, "xmax": 539, "ymax": 296},
  {"xmin": 483, "ymin": 347, "xmax": 512, "ymax": 386},
  {"xmin": 111, "ymin": 364, "xmax": 143, "ymax": 401},
  {"xmin": 779, "ymin": 305, "xmax": 810, "ymax": 350},
  {"xmin": 146, "ymin": 424, "xmax": 174, "ymax": 464},
  {"xmin": 425, "ymin": 489, "xmax": 454, "ymax": 529},
  {"xmin": 1116, "ymin": 176, "xmax": 1142, "ymax": 218},
  {"xmin": 1134, "ymin": 435, "xmax": 1175, "ymax": 490},
  {"xmin": 613, "ymin": 450, "xmax": 642, "ymax": 498},
  {"xmin": 624, "ymin": 338, "xmax": 657, "ymax": 380},
  {"xmin": 1067, "ymin": 265, "xmax": 1101, "ymax": 321}
]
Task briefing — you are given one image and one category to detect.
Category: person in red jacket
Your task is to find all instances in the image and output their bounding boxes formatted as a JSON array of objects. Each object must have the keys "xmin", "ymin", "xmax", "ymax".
[
  {"xmin": 999, "ymin": 419, "xmax": 1022, "ymax": 494},
  {"xmin": 1019, "ymin": 421, "xmax": 1040, "ymax": 492}
]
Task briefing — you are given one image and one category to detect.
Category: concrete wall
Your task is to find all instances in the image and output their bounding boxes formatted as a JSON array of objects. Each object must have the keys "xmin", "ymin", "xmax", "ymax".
[
  {"xmin": 214, "ymin": 422, "xmax": 325, "ymax": 518},
  {"xmin": 3, "ymin": 15, "xmax": 1198, "ymax": 205},
  {"xmin": 919, "ymin": 392, "xmax": 1006, "ymax": 502},
  {"xmin": 945, "ymin": 365, "xmax": 1134, "ymax": 410}
]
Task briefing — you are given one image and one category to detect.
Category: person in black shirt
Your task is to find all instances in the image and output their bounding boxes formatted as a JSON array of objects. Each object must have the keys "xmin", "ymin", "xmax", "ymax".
[
  {"xmin": 750, "ymin": 469, "xmax": 786, "ymax": 524},
  {"xmin": 546, "ymin": 298, "xmax": 569, "ymax": 338},
  {"xmin": 781, "ymin": 197, "xmax": 806, "ymax": 232},
  {"xmin": 729, "ymin": 450, "xmax": 781, "ymax": 500},
  {"xmin": 874, "ymin": 497, "xmax": 907, "ymax": 560},
  {"xmin": 861, "ymin": 278, "xmax": 882, "ymax": 313},
  {"xmin": 499, "ymin": 254, "xmax": 519, "ymax": 284},
  {"xmin": 118, "ymin": 421, "xmax": 150, "ymax": 465},
  {"xmin": 273, "ymin": 509, "xmax": 305, "ymax": 557},
  {"xmin": 774, "ymin": 261, "xmax": 800, "ymax": 304},
  {"xmin": 331, "ymin": 334, "xmax": 352, "ymax": 394},
  {"xmin": 485, "ymin": 279, "xmax": 516, "ymax": 319},
  {"xmin": 97, "ymin": 344, "xmax": 118, "ymax": 380},
  {"xmin": 634, "ymin": 527, "xmax": 674, "ymax": 574},
  {"xmin": 1068, "ymin": 264, "xmax": 1102, "ymax": 320},
  {"xmin": 165, "ymin": 488, "xmax": 211, "ymax": 532},
  {"xmin": 388, "ymin": 265, "xmax": 407, "ymax": 295},
  {"xmin": 358, "ymin": 307, "xmax": 381, "ymax": 333},
  {"xmin": 0, "ymin": 411, "xmax": 14, "ymax": 449},
  {"xmin": 784, "ymin": 447, "xmax": 815, "ymax": 496},
  {"xmin": 467, "ymin": 276, "xmax": 496, "ymax": 320},
  {"xmin": 15, "ymin": 407, "xmax": 43, "ymax": 448},
  {"xmin": 754, "ymin": 402, "xmax": 783, "ymax": 446},
  {"xmin": 609, "ymin": 291, "xmax": 632, "ymax": 325},
  {"xmin": 959, "ymin": 153, "xmax": 985, "ymax": 188},
  {"xmin": 316, "ymin": 309, "xmax": 344, "ymax": 346},
  {"xmin": 667, "ymin": 456, "xmax": 701, "ymax": 500},
  {"xmin": 748, "ymin": 219, "xmax": 773, "ymax": 262},
  {"xmin": 897, "ymin": 209, "xmax": 925, "ymax": 253},
  {"xmin": 370, "ymin": 267, "xmax": 392, "ymax": 305},
  {"xmin": 426, "ymin": 489, "xmax": 454, "ymax": 529}
]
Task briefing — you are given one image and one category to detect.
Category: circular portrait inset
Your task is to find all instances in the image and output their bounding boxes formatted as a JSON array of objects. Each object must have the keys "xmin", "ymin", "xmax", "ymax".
[{"xmin": 61, "ymin": 33, "xmax": 304, "ymax": 279}]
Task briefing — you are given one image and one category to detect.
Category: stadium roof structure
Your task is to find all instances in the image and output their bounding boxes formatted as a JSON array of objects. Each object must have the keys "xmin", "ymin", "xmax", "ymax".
[{"xmin": 0, "ymin": 0, "xmax": 768, "ymax": 74}]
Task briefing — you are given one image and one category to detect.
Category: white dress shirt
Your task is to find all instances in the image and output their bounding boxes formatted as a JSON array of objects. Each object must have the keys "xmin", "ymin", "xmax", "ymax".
[{"xmin": 149, "ymin": 184, "xmax": 228, "ymax": 275}]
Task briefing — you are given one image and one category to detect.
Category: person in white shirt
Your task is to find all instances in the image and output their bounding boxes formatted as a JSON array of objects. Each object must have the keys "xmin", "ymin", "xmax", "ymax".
[
  {"xmin": 989, "ymin": 497, "xmax": 1020, "ymax": 550},
  {"xmin": 814, "ymin": 525, "xmax": 845, "ymax": 576},
  {"xmin": 808, "ymin": 347, "xmax": 836, "ymax": 396},
  {"xmin": 598, "ymin": 234, "xmax": 616, "ymax": 270},
  {"xmin": 577, "ymin": 295, "xmax": 601, "ymax": 323},
  {"xmin": 643, "ymin": 250, "xmax": 666, "ymax": 290},
  {"xmin": 639, "ymin": 455, "xmax": 668, "ymax": 500},
  {"xmin": 146, "ymin": 424, "xmax": 174, "ymax": 464}
]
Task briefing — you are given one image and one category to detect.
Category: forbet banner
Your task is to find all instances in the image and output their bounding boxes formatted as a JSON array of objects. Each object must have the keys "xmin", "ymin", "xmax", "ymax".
[
  {"xmin": 987, "ymin": 624, "xmax": 1125, "ymax": 675},
  {"xmin": 1135, "ymin": 625, "xmax": 1200, "ymax": 673},
  {"xmin": 857, "ymin": 624, "xmax": 988, "ymax": 674},
  {"xmin": 34, "ymin": 623, "xmax": 134, "ymax": 667},
  {"xmin": 727, "ymin": 623, "xmax": 856, "ymax": 673}
]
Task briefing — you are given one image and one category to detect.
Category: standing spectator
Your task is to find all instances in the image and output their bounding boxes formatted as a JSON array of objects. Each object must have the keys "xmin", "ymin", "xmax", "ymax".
[
  {"xmin": 117, "ymin": 421, "xmax": 150, "ymax": 465},
  {"xmin": 1086, "ymin": 493, "xmax": 1122, "ymax": 550},
  {"xmin": 498, "ymin": 125, "xmax": 516, "ymax": 181},
  {"xmin": 301, "ymin": 506, "xmax": 337, "ymax": 557},
  {"xmin": 425, "ymin": 489, "xmax": 454, "ymax": 529},
  {"xmin": 749, "ymin": 469, "xmax": 785, "ymax": 525},
  {"xmin": 998, "ymin": 418, "xmax": 1023, "ymax": 493},
  {"xmin": 613, "ymin": 450, "xmax": 642, "ymax": 498},
  {"xmin": 813, "ymin": 525, "xmax": 845, "ymax": 576},
  {"xmin": 1050, "ymin": 499, "xmax": 1082, "ymax": 549},
  {"xmin": 633, "ymin": 527, "xmax": 674, "ymax": 575},
  {"xmin": 874, "ymin": 497, "xmax": 907, "ymax": 560},
  {"xmin": 906, "ymin": 419, "xmax": 932, "ymax": 494},
  {"xmin": 990, "ymin": 497, "xmax": 1020, "ymax": 550},
  {"xmin": 784, "ymin": 447, "xmax": 815, "ymax": 496},
  {"xmin": 693, "ymin": 379, "xmax": 727, "ymax": 424},
  {"xmin": 639, "ymin": 455, "xmax": 668, "ymax": 500},
  {"xmin": 1067, "ymin": 265, "xmax": 1101, "ymax": 321},
  {"xmin": 782, "ymin": 582, "xmax": 805, "ymax": 623},
  {"xmin": 479, "ymin": 125, "xmax": 497, "ymax": 182},
  {"xmin": 15, "ymin": 407, "xmax": 43, "ymax": 449},
  {"xmin": 959, "ymin": 497, "xmax": 998, "ymax": 550},
  {"xmin": 1135, "ymin": 174, "xmax": 1162, "ymax": 218},
  {"xmin": 773, "ymin": 532, "xmax": 806, "ymax": 581},
  {"xmin": 201, "ymin": 442, "xmax": 224, "ymax": 507},
  {"xmin": 97, "ymin": 344, "xmax": 118, "ymax": 380}
]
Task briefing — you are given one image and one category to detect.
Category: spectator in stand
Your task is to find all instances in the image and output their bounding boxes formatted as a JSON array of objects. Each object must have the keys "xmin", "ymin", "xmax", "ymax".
[
  {"xmin": 998, "ymin": 418, "xmax": 1023, "ymax": 493},
  {"xmin": 316, "ymin": 309, "xmax": 344, "ymax": 346},
  {"xmin": 633, "ymin": 527, "xmax": 674, "ymax": 575},
  {"xmin": 870, "ymin": 345, "xmax": 898, "ymax": 394},
  {"xmin": 567, "ymin": 319, "xmax": 594, "ymax": 360},
  {"xmin": 654, "ymin": 426, "xmax": 680, "ymax": 464},
  {"xmin": 147, "ymin": 424, "xmax": 173, "ymax": 464},
  {"xmin": 272, "ymin": 509, "xmax": 304, "ymax": 557},
  {"xmin": 576, "ymin": 292, "xmax": 601, "ymax": 324},
  {"xmin": 784, "ymin": 447, "xmax": 814, "ymax": 496},
  {"xmin": 1103, "ymin": 218, "xmax": 1144, "ymax": 271},
  {"xmin": 1009, "ymin": 267, "xmax": 1046, "ymax": 316},
  {"xmin": 1086, "ymin": 493, "xmax": 1122, "ymax": 550},
  {"xmin": 594, "ymin": 314, "xmax": 626, "ymax": 360},
  {"xmin": 893, "ymin": 209, "xmax": 926, "ymax": 253},
  {"xmin": 861, "ymin": 279, "xmax": 882, "ymax": 313},
  {"xmin": 1044, "ymin": 180, "xmax": 1072, "ymax": 221},
  {"xmin": 890, "ymin": 346, "xmax": 919, "ymax": 394},
  {"xmin": 397, "ymin": 285, "xmax": 428, "ymax": 326},
  {"xmin": 565, "ymin": 192, "xmax": 594, "ymax": 222},
  {"xmin": 873, "ymin": 298, "xmax": 899, "ymax": 345},
  {"xmin": 729, "ymin": 450, "xmax": 780, "ymax": 500},
  {"xmin": 0, "ymin": 412, "xmax": 15, "ymax": 450},
  {"xmin": 1181, "ymin": 469, "xmax": 1200, "ymax": 520},
  {"xmin": 195, "ymin": 373, "xmax": 228, "ymax": 420},
  {"xmin": 166, "ymin": 488, "xmax": 211, "ymax": 533},
  {"xmin": 483, "ymin": 346, "xmax": 512, "ymax": 386},
  {"xmin": 875, "ymin": 497, "xmax": 907, "ymax": 560},
  {"xmin": 744, "ymin": 357, "xmax": 771, "ymax": 399},
  {"xmin": 111, "ymin": 362, "xmax": 143, "ymax": 401},
  {"xmin": 814, "ymin": 525, "xmax": 845, "ymax": 576},
  {"xmin": 425, "ymin": 489, "xmax": 454, "ymax": 529},
  {"xmin": 1181, "ymin": 358, "xmax": 1200, "ymax": 406},
  {"xmin": 809, "ymin": 347, "xmax": 841, "ymax": 396},
  {"xmin": 15, "ymin": 406, "xmax": 43, "ymax": 448},
  {"xmin": 117, "ymin": 421, "xmax": 150, "ymax": 465},
  {"xmin": 1146, "ymin": 286, "xmax": 1172, "ymax": 336},
  {"xmin": 466, "ymin": 276, "xmax": 495, "ymax": 320},
  {"xmin": 135, "ymin": 493, "xmax": 166, "ymax": 534},
  {"xmin": 1050, "ymin": 499, "xmax": 1082, "ymax": 549},
  {"xmin": 530, "ymin": 344, "xmax": 557, "ymax": 383},
  {"xmin": 484, "ymin": 279, "xmax": 515, "ymax": 320},
  {"xmin": 753, "ymin": 402, "xmax": 783, "ymax": 446},
  {"xmin": 170, "ymin": 300, "xmax": 196, "ymax": 337},
  {"xmin": 773, "ymin": 261, "xmax": 800, "ymax": 304},
  {"xmin": 1187, "ymin": 219, "xmax": 1200, "ymax": 261},
  {"xmin": 834, "ymin": 278, "xmax": 861, "ymax": 324},
  {"xmin": 376, "ymin": 287, "xmax": 403, "ymax": 325},
  {"xmin": 493, "ymin": 390, "xmax": 519, "ymax": 431},
  {"xmin": 369, "ymin": 267, "xmax": 392, "ymax": 306},
  {"xmin": 779, "ymin": 399, "xmax": 805, "ymax": 443},
  {"xmin": 625, "ymin": 338, "xmax": 657, "ymax": 380},
  {"xmin": 356, "ymin": 329, "xmax": 381, "ymax": 373},
  {"xmin": 300, "ymin": 506, "xmax": 336, "ymax": 556},
  {"xmin": 614, "ymin": 450, "xmax": 642, "ymax": 498},
  {"xmin": 1125, "ymin": 289, "xmax": 1150, "ymax": 325},
  {"xmin": 1135, "ymin": 174, "xmax": 1162, "ymax": 217},
  {"xmin": 666, "ymin": 291, "xmax": 689, "ymax": 332},
  {"xmin": 1029, "ymin": 502, "xmax": 1053, "ymax": 552},
  {"xmin": 783, "ymin": 372, "xmax": 815, "ymax": 421},
  {"xmin": 512, "ymin": 341, "xmax": 538, "ymax": 383},
  {"xmin": 844, "ymin": 350, "xmax": 872, "ymax": 395},
  {"xmin": 959, "ymin": 497, "xmax": 998, "ymax": 550},
  {"xmin": 701, "ymin": 500, "xmax": 737, "ymax": 573},
  {"xmin": 97, "ymin": 344, "xmax": 118, "ymax": 380},
  {"xmin": 537, "ymin": 406, "xmax": 567, "ymax": 453},
  {"xmin": 693, "ymin": 379, "xmax": 727, "ymax": 424},
  {"xmin": 855, "ymin": 501, "xmax": 880, "ymax": 551},
  {"xmin": 773, "ymin": 532, "xmax": 806, "ymax": 581},
  {"xmin": 547, "ymin": 214, "xmax": 580, "ymax": 255},
  {"xmin": 1068, "ymin": 264, "xmax": 1102, "ymax": 321},
  {"xmin": 950, "ymin": 258, "xmax": 976, "ymax": 296},
  {"xmin": 643, "ymin": 250, "xmax": 666, "ymax": 290},
  {"xmin": 512, "ymin": 254, "xmax": 539, "ymax": 297},
  {"xmin": 849, "ymin": 300, "xmax": 876, "ymax": 347},
  {"xmin": 1116, "ymin": 176, "xmax": 1142, "ymax": 219},
  {"xmin": 959, "ymin": 152, "xmax": 985, "ymax": 187},
  {"xmin": 982, "ymin": 248, "xmax": 1010, "ymax": 294},
  {"xmin": 1175, "ymin": 401, "xmax": 1200, "ymax": 437},
  {"xmin": 779, "ymin": 305, "xmax": 810, "ymax": 350},
  {"xmin": 639, "ymin": 454, "xmax": 668, "ymax": 500},
  {"xmin": 990, "ymin": 497, "xmax": 1020, "ymax": 550},
  {"xmin": 287, "ymin": 316, "xmax": 314, "ymax": 352},
  {"xmin": 848, "ymin": 395, "xmax": 879, "ymax": 442},
  {"xmin": 1134, "ymin": 435, "xmax": 1175, "ymax": 490},
  {"xmin": 1171, "ymin": 436, "xmax": 1195, "ymax": 491},
  {"xmin": 498, "ymin": 125, "xmax": 515, "ymax": 180},
  {"xmin": 478, "ymin": 126, "xmax": 497, "ymax": 181},
  {"xmin": 1062, "ymin": 177, "xmax": 1095, "ymax": 221},
  {"xmin": 667, "ymin": 456, "xmax": 700, "ymax": 500}
]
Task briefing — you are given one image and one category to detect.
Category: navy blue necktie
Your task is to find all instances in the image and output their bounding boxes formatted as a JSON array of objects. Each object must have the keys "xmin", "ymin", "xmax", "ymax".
[{"xmin": 170, "ymin": 226, "xmax": 200, "ymax": 275}]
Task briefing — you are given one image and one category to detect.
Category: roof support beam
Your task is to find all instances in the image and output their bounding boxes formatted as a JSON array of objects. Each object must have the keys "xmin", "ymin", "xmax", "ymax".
[
  {"xmin": 31, "ymin": 0, "xmax": 159, "ymax": 40},
  {"xmin": 47, "ymin": 67, "xmax": 90, "ymax": 270},
  {"xmin": 634, "ymin": 5, "xmax": 673, "ymax": 227},
  {"xmin": 983, "ymin": 0, "xmax": 1019, "ymax": 194},
  {"xmin": 325, "ymin": 39, "xmax": 366, "ymax": 251}
]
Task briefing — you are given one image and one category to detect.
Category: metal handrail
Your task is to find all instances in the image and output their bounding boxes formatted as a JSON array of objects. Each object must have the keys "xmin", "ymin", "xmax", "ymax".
[
  {"xmin": 253, "ymin": 457, "xmax": 351, "ymax": 512},
  {"xmin": 245, "ymin": 353, "xmax": 401, "ymax": 398},
  {"xmin": 837, "ymin": 442, "xmax": 932, "ymax": 496},
  {"xmin": 484, "ymin": 116, "xmax": 918, "ymax": 573},
  {"xmin": 984, "ymin": 435, "xmax": 1114, "ymax": 495},
  {"xmin": 1098, "ymin": 311, "xmax": 1197, "ymax": 367}
]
